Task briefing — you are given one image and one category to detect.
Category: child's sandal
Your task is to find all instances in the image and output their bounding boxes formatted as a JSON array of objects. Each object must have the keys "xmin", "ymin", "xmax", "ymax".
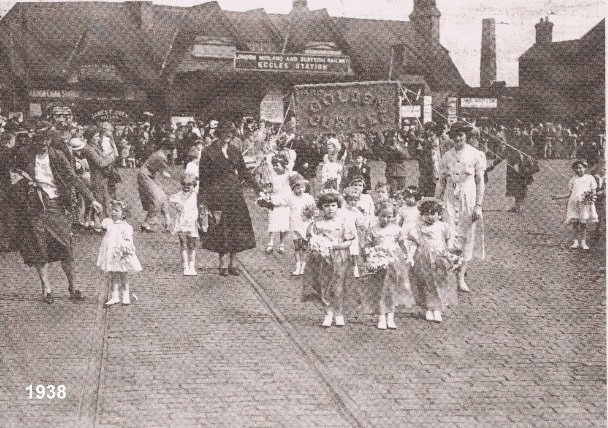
[
  {"xmin": 265, "ymin": 244, "xmax": 274, "ymax": 254},
  {"xmin": 277, "ymin": 244, "xmax": 286, "ymax": 254}
]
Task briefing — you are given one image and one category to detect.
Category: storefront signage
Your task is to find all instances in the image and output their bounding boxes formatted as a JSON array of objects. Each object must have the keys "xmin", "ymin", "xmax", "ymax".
[
  {"xmin": 234, "ymin": 52, "xmax": 350, "ymax": 74},
  {"xmin": 423, "ymin": 96, "xmax": 433, "ymax": 124},
  {"xmin": 92, "ymin": 109, "xmax": 129, "ymax": 122},
  {"xmin": 260, "ymin": 91, "xmax": 285, "ymax": 123},
  {"xmin": 29, "ymin": 103, "xmax": 42, "ymax": 117},
  {"xmin": 28, "ymin": 89, "xmax": 147, "ymax": 101},
  {"xmin": 460, "ymin": 97, "xmax": 498, "ymax": 109},
  {"xmin": 447, "ymin": 97, "xmax": 458, "ymax": 124},
  {"xmin": 294, "ymin": 81, "xmax": 400, "ymax": 135},
  {"xmin": 401, "ymin": 105, "xmax": 421, "ymax": 118},
  {"xmin": 79, "ymin": 64, "xmax": 124, "ymax": 83}
]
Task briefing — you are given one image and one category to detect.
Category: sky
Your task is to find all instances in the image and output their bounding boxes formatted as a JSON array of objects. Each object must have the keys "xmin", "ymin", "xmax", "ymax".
[{"xmin": 0, "ymin": 0, "xmax": 604, "ymax": 86}]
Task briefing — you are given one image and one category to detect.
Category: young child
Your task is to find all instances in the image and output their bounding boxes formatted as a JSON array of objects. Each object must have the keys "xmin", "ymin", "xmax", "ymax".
[
  {"xmin": 97, "ymin": 200, "xmax": 142, "ymax": 306},
  {"xmin": 266, "ymin": 155, "xmax": 292, "ymax": 254},
  {"xmin": 288, "ymin": 173, "xmax": 316, "ymax": 276},
  {"xmin": 364, "ymin": 201, "xmax": 413, "ymax": 330},
  {"xmin": 591, "ymin": 160, "xmax": 605, "ymax": 244},
  {"xmin": 349, "ymin": 175, "xmax": 375, "ymax": 225},
  {"xmin": 373, "ymin": 182, "xmax": 392, "ymax": 216},
  {"xmin": 184, "ymin": 146, "xmax": 201, "ymax": 178},
  {"xmin": 321, "ymin": 151, "xmax": 343, "ymax": 190},
  {"xmin": 341, "ymin": 186, "xmax": 367, "ymax": 278},
  {"xmin": 169, "ymin": 174, "xmax": 200, "ymax": 276},
  {"xmin": 553, "ymin": 160, "xmax": 599, "ymax": 250},
  {"xmin": 398, "ymin": 186, "xmax": 421, "ymax": 235},
  {"xmin": 345, "ymin": 150, "xmax": 371, "ymax": 193},
  {"xmin": 302, "ymin": 189, "xmax": 355, "ymax": 328},
  {"xmin": 407, "ymin": 199, "xmax": 459, "ymax": 323}
]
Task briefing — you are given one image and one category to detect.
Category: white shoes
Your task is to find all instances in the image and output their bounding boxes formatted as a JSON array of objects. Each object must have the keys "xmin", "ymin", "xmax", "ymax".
[
  {"xmin": 433, "ymin": 310, "xmax": 442, "ymax": 322},
  {"xmin": 122, "ymin": 290, "xmax": 131, "ymax": 305},
  {"xmin": 570, "ymin": 240, "xmax": 580, "ymax": 249},
  {"xmin": 386, "ymin": 313, "xmax": 397, "ymax": 330},
  {"xmin": 458, "ymin": 280, "xmax": 470, "ymax": 293},
  {"xmin": 105, "ymin": 291, "xmax": 120, "ymax": 307},
  {"xmin": 292, "ymin": 262, "xmax": 302, "ymax": 276},
  {"xmin": 183, "ymin": 268, "xmax": 197, "ymax": 276},
  {"xmin": 377, "ymin": 314, "xmax": 387, "ymax": 330},
  {"xmin": 335, "ymin": 315, "xmax": 345, "ymax": 327},
  {"xmin": 322, "ymin": 313, "xmax": 333, "ymax": 328},
  {"xmin": 580, "ymin": 240, "xmax": 590, "ymax": 250},
  {"xmin": 353, "ymin": 265, "xmax": 360, "ymax": 279},
  {"xmin": 425, "ymin": 310, "xmax": 434, "ymax": 321}
]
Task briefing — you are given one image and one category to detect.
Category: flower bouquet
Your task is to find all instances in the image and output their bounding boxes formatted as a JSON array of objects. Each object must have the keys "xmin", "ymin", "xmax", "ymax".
[
  {"xmin": 256, "ymin": 194, "xmax": 275, "ymax": 210},
  {"xmin": 301, "ymin": 203, "xmax": 318, "ymax": 221},
  {"xmin": 114, "ymin": 244, "xmax": 135, "ymax": 265},
  {"xmin": 582, "ymin": 190, "xmax": 597, "ymax": 205},
  {"xmin": 364, "ymin": 246, "xmax": 392, "ymax": 273},
  {"xmin": 308, "ymin": 234, "xmax": 334, "ymax": 261},
  {"xmin": 437, "ymin": 248, "xmax": 464, "ymax": 272}
]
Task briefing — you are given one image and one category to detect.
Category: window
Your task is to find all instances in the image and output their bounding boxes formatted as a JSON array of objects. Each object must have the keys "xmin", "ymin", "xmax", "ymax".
[{"xmin": 304, "ymin": 42, "xmax": 342, "ymax": 56}]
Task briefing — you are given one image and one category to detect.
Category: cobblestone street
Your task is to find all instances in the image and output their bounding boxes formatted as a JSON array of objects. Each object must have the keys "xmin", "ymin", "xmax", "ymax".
[{"xmin": 0, "ymin": 160, "xmax": 605, "ymax": 427}]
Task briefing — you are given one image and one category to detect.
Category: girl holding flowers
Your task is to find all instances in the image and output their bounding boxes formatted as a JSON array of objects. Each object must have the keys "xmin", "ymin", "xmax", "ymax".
[
  {"xmin": 302, "ymin": 189, "xmax": 355, "ymax": 328},
  {"xmin": 552, "ymin": 160, "xmax": 598, "ymax": 250},
  {"xmin": 364, "ymin": 201, "xmax": 414, "ymax": 330},
  {"xmin": 264, "ymin": 154, "xmax": 293, "ymax": 254},
  {"xmin": 97, "ymin": 200, "xmax": 142, "ymax": 306},
  {"xmin": 407, "ymin": 199, "xmax": 460, "ymax": 323},
  {"xmin": 288, "ymin": 173, "xmax": 316, "ymax": 276}
]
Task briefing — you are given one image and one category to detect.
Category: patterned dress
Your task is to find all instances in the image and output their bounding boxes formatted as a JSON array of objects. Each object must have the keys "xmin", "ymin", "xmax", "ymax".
[
  {"xmin": 566, "ymin": 174, "xmax": 598, "ymax": 224},
  {"xmin": 408, "ymin": 221, "xmax": 458, "ymax": 312}
]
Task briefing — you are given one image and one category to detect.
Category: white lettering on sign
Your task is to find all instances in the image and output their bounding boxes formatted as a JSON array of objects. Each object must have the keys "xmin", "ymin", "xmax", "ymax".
[
  {"xmin": 401, "ymin": 105, "xmax": 421, "ymax": 118},
  {"xmin": 460, "ymin": 97, "xmax": 498, "ymax": 108}
]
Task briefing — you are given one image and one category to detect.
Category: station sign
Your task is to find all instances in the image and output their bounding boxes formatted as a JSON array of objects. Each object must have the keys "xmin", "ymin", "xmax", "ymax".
[
  {"xmin": 460, "ymin": 97, "xmax": 498, "ymax": 109},
  {"xmin": 234, "ymin": 52, "xmax": 350, "ymax": 74}
]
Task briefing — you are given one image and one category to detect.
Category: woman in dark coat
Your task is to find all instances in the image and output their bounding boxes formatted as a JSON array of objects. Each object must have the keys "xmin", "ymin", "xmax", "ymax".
[
  {"xmin": 12, "ymin": 124, "xmax": 102, "ymax": 303},
  {"xmin": 198, "ymin": 122, "xmax": 263, "ymax": 276}
]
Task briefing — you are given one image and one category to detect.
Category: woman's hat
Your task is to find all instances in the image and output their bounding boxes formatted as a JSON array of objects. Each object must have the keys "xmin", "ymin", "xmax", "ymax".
[
  {"xmin": 69, "ymin": 137, "xmax": 86, "ymax": 151},
  {"xmin": 289, "ymin": 173, "xmax": 308, "ymax": 189},
  {"xmin": 448, "ymin": 121, "xmax": 473, "ymax": 137},
  {"xmin": 215, "ymin": 122, "xmax": 235, "ymax": 138}
]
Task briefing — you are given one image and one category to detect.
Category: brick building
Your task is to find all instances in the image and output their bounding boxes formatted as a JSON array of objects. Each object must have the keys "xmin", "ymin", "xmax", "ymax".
[{"xmin": 0, "ymin": 0, "xmax": 467, "ymax": 124}]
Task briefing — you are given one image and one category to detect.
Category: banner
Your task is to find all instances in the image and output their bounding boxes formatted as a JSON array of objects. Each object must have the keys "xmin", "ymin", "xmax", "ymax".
[
  {"xmin": 293, "ymin": 81, "xmax": 400, "ymax": 135},
  {"xmin": 460, "ymin": 97, "xmax": 498, "ymax": 108},
  {"xmin": 92, "ymin": 109, "xmax": 129, "ymax": 123},
  {"xmin": 234, "ymin": 52, "xmax": 350, "ymax": 74}
]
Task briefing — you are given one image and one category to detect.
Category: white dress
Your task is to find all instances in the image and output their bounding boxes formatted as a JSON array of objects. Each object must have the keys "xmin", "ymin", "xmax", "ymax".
[
  {"xmin": 439, "ymin": 144, "xmax": 486, "ymax": 261},
  {"xmin": 340, "ymin": 206, "xmax": 366, "ymax": 256},
  {"xmin": 399, "ymin": 205, "xmax": 420, "ymax": 235},
  {"xmin": 566, "ymin": 174, "xmax": 598, "ymax": 224},
  {"xmin": 268, "ymin": 171, "xmax": 292, "ymax": 233},
  {"xmin": 356, "ymin": 193, "xmax": 375, "ymax": 226},
  {"xmin": 170, "ymin": 190, "xmax": 199, "ymax": 237},
  {"xmin": 97, "ymin": 219, "xmax": 142, "ymax": 272},
  {"xmin": 289, "ymin": 192, "xmax": 316, "ymax": 239}
]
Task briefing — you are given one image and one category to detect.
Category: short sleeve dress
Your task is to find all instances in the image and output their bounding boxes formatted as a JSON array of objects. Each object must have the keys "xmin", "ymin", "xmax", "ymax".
[
  {"xmin": 169, "ymin": 190, "xmax": 199, "ymax": 238},
  {"xmin": 289, "ymin": 192, "xmax": 316, "ymax": 240},
  {"xmin": 439, "ymin": 144, "xmax": 486, "ymax": 261},
  {"xmin": 566, "ymin": 174, "xmax": 598, "ymax": 224},
  {"xmin": 408, "ymin": 221, "xmax": 458, "ymax": 312},
  {"xmin": 301, "ymin": 216, "xmax": 355, "ymax": 310},
  {"xmin": 97, "ymin": 218, "xmax": 142, "ymax": 273}
]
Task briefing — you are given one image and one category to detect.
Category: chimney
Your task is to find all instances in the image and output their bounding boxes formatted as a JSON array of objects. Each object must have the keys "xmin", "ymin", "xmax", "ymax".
[
  {"xmin": 292, "ymin": 0, "xmax": 308, "ymax": 10},
  {"xmin": 480, "ymin": 18, "xmax": 497, "ymax": 88},
  {"xmin": 535, "ymin": 17, "xmax": 553, "ymax": 45},
  {"xmin": 409, "ymin": 0, "xmax": 441, "ymax": 43},
  {"xmin": 125, "ymin": 1, "xmax": 154, "ymax": 31}
]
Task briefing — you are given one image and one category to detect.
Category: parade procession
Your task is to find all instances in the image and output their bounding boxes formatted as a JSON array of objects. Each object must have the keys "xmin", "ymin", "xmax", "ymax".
[{"xmin": 0, "ymin": 0, "xmax": 605, "ymax": 426}]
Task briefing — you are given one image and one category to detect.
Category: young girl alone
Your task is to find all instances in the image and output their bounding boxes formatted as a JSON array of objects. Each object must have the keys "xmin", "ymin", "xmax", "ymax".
[
  {"xmin": 169, "ymin": 174, "xmax": 200, "ymax": 276},
  {"xmin": 288, "ymin": 173, "xmax": 316, "ymax": 276},
  {"xmin": 553, "ymin": 160, "xmax": 598, "ymax": 250},
  {"xmin": 97, "ymin": 200, "xmax": 142, "ymax": 306},
  {"xmin": 364, "ymin": 201, "xmax": 414, "ymax": 330},
  {"xmin": 407, "ymin": 199, "xmax": 459, "ymax": 323},
  {"xmin": 265, "ymin": 155, "xmax": 292, "ymax": 254},
  {"xmin": 302, "ymin": 189, "xmax": 355, "ymax": 328}
]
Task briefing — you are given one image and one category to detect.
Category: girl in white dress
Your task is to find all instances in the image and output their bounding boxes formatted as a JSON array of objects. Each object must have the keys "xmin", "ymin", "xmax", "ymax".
[
  {"xmin": 170, "ymin": 174, "xmax": 200, "ymax": 276},
  {"xmin": 97, "ymin": 200, "xmax": 142, "ymax": 306},
  {"xmin": 553, "ymin": 160, "xmax": 598, "ymax": 250},
  {"xmin": 349, "ymin": 176, "xmax": 375, "ymax": 227},
  {"xmin": 341, "ymin": 186, "xmax": 367, "ymax": 278},
  {"xmin": 398, "ymin": 186, "xmax": 421, "ymax": 235},
  {"xmin": 266, "ymin": 155, "xmax": 292, "ymax": 254},
  {"xmin": 288, "ymin": 174, "xmax": 316, "ymax": 276}
]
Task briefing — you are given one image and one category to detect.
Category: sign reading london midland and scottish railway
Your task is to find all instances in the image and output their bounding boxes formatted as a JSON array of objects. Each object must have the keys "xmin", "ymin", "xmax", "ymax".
[
  {"xmin": 234, "ymin": 52, "xmax": 350, "ymax": 74},
  {"xmin": 294, "ymin": 81, "xmax": 401, "ymax": 135}
]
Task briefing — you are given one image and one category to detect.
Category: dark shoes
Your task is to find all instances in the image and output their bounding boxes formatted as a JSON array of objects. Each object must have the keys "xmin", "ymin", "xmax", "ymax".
[
  {"xmin": 219, "ymin": 267, "xmax": 240, "ymax": 276},
  {"xmin": 219, "ymin": 268, "xmax": 229, "ymax": 276},
  {"xmin": 69, "ymin": 289, "xmax": 85, "ymax": 301},
  {"xmin": 42, "ymin": 291, "xmax": 54, "ymax": 304}
]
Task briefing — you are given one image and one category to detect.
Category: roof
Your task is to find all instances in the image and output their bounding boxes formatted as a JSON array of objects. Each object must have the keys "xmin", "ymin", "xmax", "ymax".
[
  {"xmin": 519, "ymin": 19, "xmax": 605, "ymax": 62},
  {"xmin": 0, "ymin": 1, "xmax": 467, "ymax": 91}
]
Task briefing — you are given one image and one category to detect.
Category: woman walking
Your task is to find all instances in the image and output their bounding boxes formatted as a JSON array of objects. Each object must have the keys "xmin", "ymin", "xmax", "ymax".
[
  {"xmin": 434, "ymin": 121, "xmax": 486, "ymax": 293},
  {"xmin": 198, "ymin": 122, "xmax": 264, "ymax": 276}
]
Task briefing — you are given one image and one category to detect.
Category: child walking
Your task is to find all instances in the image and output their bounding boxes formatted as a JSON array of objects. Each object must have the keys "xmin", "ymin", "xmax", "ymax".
[
  {"xmin": 302, "ymin": 189, "xmax": 355, "ymax": 328},
  {"xmin": 341, "ymin": 186, "xmax": 367, "ymax": 278},
  {"xmin": 364, "ymin": 201, "xmax": 414, "ymax": 330},
  {"xmin": 321, "ymin": 151, "xmax": 343, "ymax": 190},
  {"xmin": 97, "ymin": 200, "xmax": 142, "ymax": 306},
  {"xmin": 265, "ymin": 155, "xmax": 292, "ymax": 254},
  {"xmin": 169, "ymin": 174, "xmax": 200, "ymax": 276},
  {"xmin": 288, "ymin": 173, "xmax": 316, "ymax": 276},
  {"xmin": 553, "ymin": 160, "xmax": 598, "ymax": 250},
  {"xmin": 407, "ymin": 199, "xmax": 459, "ymax": 323}
]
